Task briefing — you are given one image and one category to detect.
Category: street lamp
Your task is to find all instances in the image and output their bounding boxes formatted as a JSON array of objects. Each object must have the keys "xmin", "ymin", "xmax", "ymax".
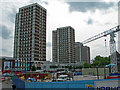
[
  {"xmin": 103, "ymin": 64, "xmax": 106, "ymax": 79},
  {"xmin": 96, "ymin": 66, "xmax": 99, "ymax": 80},
  {"xmin": 96, "ymin": 63, "xmax": 100, "ymax": 80}
]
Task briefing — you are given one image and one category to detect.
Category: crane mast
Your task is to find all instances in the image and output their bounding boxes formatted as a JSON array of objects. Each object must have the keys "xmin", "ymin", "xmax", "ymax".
[{"xmin": 82, "ymin": 25, "xmax": 120, "ymax": 73}]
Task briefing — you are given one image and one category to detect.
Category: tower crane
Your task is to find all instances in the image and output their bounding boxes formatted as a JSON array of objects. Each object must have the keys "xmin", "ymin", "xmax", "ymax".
[{"xmin": 82, "ymin": 25, "xmax": 120, "ymax": 73}]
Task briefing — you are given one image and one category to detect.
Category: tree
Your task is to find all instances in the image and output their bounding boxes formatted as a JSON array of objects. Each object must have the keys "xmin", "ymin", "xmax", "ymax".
[
  {"xmin": 92, "ymin": 55, "xmax": 110, "ymax": 67},
  {"xmin": 68, "ymin": 66, "xmax": 72, "ymax": 70},
  {"xmin": 76, "ymin": 65, "xmax": 83, "ymax": 69},
  {"xmin": 31, "ymin": 66, "xmax": 36, "ymax": 71},
  {"xmin": 83, "ymin": 62, "xmax": 91, "ymax": 68}
]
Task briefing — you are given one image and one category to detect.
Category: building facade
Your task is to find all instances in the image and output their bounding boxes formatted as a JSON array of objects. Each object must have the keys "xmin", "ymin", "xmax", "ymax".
[
  {"xmin": 118, "ymin": 32, "xmax": 120, "ymax": 53},
  {"xmin": 118, "ymin": 2, "xmax": 120, "ymax": 53},
  {"xmin": 52, "ymin": 26, "xmax": 75, "ymax": 64},
  {"xmin": 75, "ymin": 42, "xmax": 90, "ymax": 65},
  {"xmin": 13, "ymin": 3, "xmax": 46, "ymax": 70},
  {"xmin": 75, "ymin": 42, "xmax": 83, "ymax": 63},
  {"xmin": 82, "ymin": 46, "xmax": 90, "ymax": 64},
  {"xmin": 52, "ymin": 31, "xmax": 57, "ymax": 63}
]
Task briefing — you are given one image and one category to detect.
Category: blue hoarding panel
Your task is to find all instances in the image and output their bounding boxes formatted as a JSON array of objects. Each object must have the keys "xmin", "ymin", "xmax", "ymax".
[
  {"xmin": 12, "ymin": 77, "xmax": 25, "ymax": 89},
  {"xmin": 12, "ymin": 76, "xmax": 120, "ymax": 89}
]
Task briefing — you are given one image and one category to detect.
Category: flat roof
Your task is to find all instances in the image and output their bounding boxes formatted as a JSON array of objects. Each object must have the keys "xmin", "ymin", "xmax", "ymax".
[
  {"xmin": 57, "ymin": 26, "xmax": 74, "ymax": 30},
  {"xmin": 19, "ymin": 3, "xmax": 46, "ymax": 11}
]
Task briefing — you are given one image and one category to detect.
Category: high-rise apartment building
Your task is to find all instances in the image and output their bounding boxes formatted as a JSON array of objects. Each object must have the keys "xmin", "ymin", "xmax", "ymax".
[
  {"xmin": 52, "ymin": 31, "xmax": 57, "ymax": 63},
  {"xmin": 82, "ymin": 46, "xmax": 90, "ymax": 64},
  {"xmin": 52, "ymin": 26, "xmax": 75, "ymax": 64},
  {"xmin": 13, "ymin": 3, "xmax": 46, "ymax": 70},
  {"xmin": 118, "ymin": 32, "xmax": 120, "ymax": 53},
  {"xmin": 75, "ymin": 42, "xmax": 83, "ymax": 63},
  {"xmin": 75, "ymin": 42, "xmax": 90, "ymax": 65},
  {"xmin": 118, "ymin": 2, "xmax": 120, "ymax": 53}
]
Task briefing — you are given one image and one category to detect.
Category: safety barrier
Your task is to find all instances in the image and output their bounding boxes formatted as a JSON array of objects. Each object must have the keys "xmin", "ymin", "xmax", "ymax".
[{"xmin": 12, "ymin": 76, "xmax": 119, "ymax": 89}]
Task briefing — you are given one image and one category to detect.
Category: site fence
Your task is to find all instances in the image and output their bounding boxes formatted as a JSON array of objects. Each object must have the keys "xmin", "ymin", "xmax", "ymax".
[{"xmin": 12, "ymin": 76, "xmax": 120, "ymax": 89}]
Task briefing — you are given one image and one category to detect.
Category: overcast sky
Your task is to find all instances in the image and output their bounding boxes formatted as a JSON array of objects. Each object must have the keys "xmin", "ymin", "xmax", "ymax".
[{"xmin": 0, "ymin": 0, "xmax": 119, "ymax": 61}]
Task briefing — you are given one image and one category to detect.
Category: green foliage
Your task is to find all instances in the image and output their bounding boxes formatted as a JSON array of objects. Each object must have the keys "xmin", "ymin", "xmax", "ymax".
[
  {"xmin": 92, "ymin": 55, "xmax": 110, "ymax": 67},
  {"xmin": 83, "ymin": 62, "xmax": 91, "ymax": 68},
  {"xmin": 31, "ymin": 66, "xmax": 36, "ymax": 71},
  {"xmin": 76, "ymin": 65, "xmax": 83, "ymax": 69},
  {"xmin": 68, "ymin": 66, "xmax": 72, "ymax": 70},
  {"xmin": 50, "ymin": 66, "xmax": 58, "ymax": 68},
  {"xmin": 68, "ymin": 65, "xmax": 83, "ymax": 70}
]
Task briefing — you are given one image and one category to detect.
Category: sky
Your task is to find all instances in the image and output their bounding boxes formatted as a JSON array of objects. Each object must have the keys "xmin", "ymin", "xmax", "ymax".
[{"xmin": 0, "ymin": 0, "xmax": 119, "ymax": 61}]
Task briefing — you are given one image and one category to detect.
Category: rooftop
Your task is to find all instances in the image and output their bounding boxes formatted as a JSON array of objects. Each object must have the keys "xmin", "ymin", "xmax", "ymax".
[
  {"xmin": 19, "ymin": 3, "xmax": 46, "ymax": 11},
  {"xmin": 57, "ymin": 26, "xmax": 74, "ymax": 30}
]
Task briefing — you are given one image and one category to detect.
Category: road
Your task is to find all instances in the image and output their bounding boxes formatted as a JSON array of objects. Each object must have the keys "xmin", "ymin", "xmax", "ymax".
[{"xmin": 0, "ymin": 75, "xmax": 12, "ymax": 89}]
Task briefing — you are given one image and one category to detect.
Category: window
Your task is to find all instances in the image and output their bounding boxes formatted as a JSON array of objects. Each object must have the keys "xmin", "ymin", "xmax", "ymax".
[{"xmin": 15, "ymin": 63, "xmax": 17, "ymax": 66}]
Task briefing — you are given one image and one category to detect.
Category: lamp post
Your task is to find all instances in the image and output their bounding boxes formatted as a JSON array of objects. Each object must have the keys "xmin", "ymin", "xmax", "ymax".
[
  {"xmin": 96, "ymin": 63, "xmax": 100, "ymax": 80},
  {"xmin": 96, "ymin": 66, "xmax": 99, "ymax": 80},
  {"xmin": 104, "ymin": 63, "xmax": 107, "ymax": 79},
  {"xmin": 104, "ymin": 66, "xmax": 106, "ymax": 79}
]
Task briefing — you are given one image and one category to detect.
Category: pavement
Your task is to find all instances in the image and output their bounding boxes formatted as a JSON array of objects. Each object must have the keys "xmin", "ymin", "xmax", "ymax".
[
  {"xmin": 2, "ymin": 80, "xmax": 12, "ymax": 89},
  {"xmin": 0, "ymin": 83, "xmax": 2, "ymax": 90},
  {"xmin": 0, "ymin": 72, "xmax": 13, "ymax": 89},
  {"xmin": 0, "ymin": 74, "xmax": 12, "ymax": 90}
]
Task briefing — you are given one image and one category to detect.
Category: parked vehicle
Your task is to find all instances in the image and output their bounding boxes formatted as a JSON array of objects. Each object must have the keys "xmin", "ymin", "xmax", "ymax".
[
  {"xmin": 2, "ymin": 73, "xmax": 11, "ymax": 77},
  {"xmin": 26, "ymin": 77, "xmax": 36, "ymax": 82},
  {"xmin": 57, "ymin": 75, "xmax": 70, "ymax": 81}
]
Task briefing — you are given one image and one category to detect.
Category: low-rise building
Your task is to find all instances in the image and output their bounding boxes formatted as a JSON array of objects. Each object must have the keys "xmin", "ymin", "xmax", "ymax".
[{"xmin": 0, "ymin": 57, "xmax": 15, "ymax": 71}]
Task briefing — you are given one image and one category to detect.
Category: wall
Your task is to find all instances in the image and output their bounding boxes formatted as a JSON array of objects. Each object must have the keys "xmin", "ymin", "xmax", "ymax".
[
  {"xmin": 12, "ymin": 77, "xmax": 25, "ymax": 89},
  {"xmin": 82, "ymin": 68, "xmax": 109, "ymax": 76},
  {"xmin": 118, "ymin": 2, "xmax": 120, "ymax": 53},
  {"xmin": 73, "ymin": 75, "xmax": 104, "ymax": 80},
  {"xmin": 25, "ymin": 80, "xmax": 95, "ymax": 88}
]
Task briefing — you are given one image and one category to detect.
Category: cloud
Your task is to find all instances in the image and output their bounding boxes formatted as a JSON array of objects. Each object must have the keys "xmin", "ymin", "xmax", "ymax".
[
  {"xmin": 105, "ymin": 22, "xmax": 111, "ymax": 25},
  {"xmin": 0, "ymin": 24, "xmax": 12, "ymax": 39},
  {"xmin": 84, "ymin": 18, "xmax": 93, "ymax": 25},
  {"xmin": 46, "ymin": 42, "xmax": 51, "ymax": 47},
  {"xmin": 87, "ymin": 18, "xmax": 93, "ymax": 25},
  {"xmin": 67, "ymin": 2, "xmax": 115, "ymax": 13},
  {"xmin": 29, "ymin": 0, "xmax": 48, "ymax": 5},
  {"xmin": 1, "ymin": 2, "xmax": 17, "ymax": 24},
  {"xmin": 8, "ymin": 8, "xmax": 17, "ymax": 23},
  {"xmin": 2, "ymin": 48, "xmax": 8, "ymax": 53}
]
